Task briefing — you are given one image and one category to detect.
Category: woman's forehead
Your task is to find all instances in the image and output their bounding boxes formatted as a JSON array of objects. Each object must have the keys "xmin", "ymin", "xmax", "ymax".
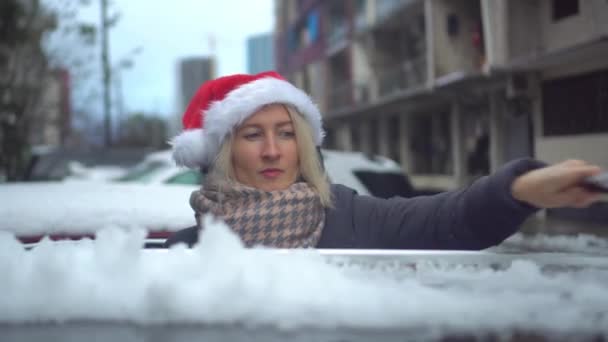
[{"xmin": 240, "ymin": 104, "xmax": 293, "ymax": 127}]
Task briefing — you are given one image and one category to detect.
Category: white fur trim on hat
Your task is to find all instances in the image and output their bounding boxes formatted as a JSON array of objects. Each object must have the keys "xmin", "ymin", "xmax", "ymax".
[{"xmin": 172, "ymin": 77, "xmax": 325, "ymax": 168}]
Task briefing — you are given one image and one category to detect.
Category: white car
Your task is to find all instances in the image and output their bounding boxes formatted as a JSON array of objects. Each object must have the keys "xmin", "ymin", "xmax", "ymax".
[{"xmin": 321, "ymin": 149, "xmax": 416, "ymax": 197}]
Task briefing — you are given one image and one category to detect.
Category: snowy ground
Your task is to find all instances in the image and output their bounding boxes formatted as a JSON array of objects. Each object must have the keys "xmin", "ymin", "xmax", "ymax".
[{"xmin": 1, "ymin": 217, "xmax": 608, "ymax": 340}]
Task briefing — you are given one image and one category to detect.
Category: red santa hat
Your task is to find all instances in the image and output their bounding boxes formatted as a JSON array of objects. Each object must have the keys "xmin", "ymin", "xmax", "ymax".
[{"xmin": 170, "ymin": 71, "xmax": 324, "ymax": 169}]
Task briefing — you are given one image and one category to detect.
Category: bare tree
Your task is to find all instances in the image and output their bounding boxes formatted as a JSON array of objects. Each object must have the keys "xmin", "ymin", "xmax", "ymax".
[
  {"xmin": 0, "ymin": 0, "xmax": 55, "ymax": 181},
  {"xmin": 0, "ymin": 0, "xmax": 100, "ymax": 180},
  {"xmin": 44, "ymin": 0, "xmax": 100, "ymax": 145},
  {"xmin": 116, "ymin": 112, "xmax": 169, "ymax": 150}
]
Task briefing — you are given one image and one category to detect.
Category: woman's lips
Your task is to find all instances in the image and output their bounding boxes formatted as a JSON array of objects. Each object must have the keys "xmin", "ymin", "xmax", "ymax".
[{"xmin": 260, "ymin": 169, "xmax": 283, "ymax": 179}]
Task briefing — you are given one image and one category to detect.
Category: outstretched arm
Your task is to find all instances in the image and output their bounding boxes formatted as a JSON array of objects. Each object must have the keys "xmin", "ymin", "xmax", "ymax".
[{"xmin": 351, "ymin": 158, "xmax": 602, "ymax": 250}]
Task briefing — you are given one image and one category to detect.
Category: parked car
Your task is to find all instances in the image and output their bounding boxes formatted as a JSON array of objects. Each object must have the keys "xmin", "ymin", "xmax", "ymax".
[
  {"xmin": 321, "ymin": 149, "xmax": 419, "ymax": 198},
  {"xmin": 116, "ymin": 149, "xmax": 425, "ymax": 198},
  {"xmin": 24, "ymin": 146, "xmax": 151, "ymax": 182},
  {"xmin": 2, "ymin": 149, "xmax": 423, "ymax": 248},
  {"xmin": 114, "ymin": 150, "xmax": 203, "ymax": 185},
  {"xmin": 0, "ymin": 181, "xmax": 196, "ymax": 248},
  {"xmin": 63, "ymin": 161, "xmax": 128, "ymax": 181}
]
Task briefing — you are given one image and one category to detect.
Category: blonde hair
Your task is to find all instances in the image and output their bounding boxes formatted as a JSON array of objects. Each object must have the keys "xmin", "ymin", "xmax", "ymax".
[{"xmin": 207, "ymin": 104, "xmax": 332, "ymax": 207}]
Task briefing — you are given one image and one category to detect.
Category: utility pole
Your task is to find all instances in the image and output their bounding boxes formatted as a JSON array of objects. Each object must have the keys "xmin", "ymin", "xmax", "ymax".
[{"xmin": 100, "ymin": 0, "xmax": 112, "ymax": 147}]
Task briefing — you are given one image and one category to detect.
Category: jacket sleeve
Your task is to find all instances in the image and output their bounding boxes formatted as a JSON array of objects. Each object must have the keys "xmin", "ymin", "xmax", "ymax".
[
  {"xmin": 164, "ymin": 226, "xmax": 199, "ymax": 248},
  {"xmin": 350, "ymin": 158, "xmax": 546, "ymax": 250}
]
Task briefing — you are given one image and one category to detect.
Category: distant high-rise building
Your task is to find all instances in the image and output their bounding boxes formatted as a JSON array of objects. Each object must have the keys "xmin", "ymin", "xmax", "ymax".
[
  {"xmin": 178, "ymin": 57, "xmax": 216, "ymax": 113},
  {"xmin": 171, "ymin": 57, "xmax": 216, "ymax": 136},
  {"xmin": 247, "ymin": 33, "xmax": 274, "ymax": 74}
]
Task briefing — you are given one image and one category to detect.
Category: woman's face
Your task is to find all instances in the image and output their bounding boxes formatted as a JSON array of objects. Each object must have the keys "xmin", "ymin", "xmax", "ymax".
[{"xmin": 232, "ymin": 104, "xmax": 299, "ymax": 191}]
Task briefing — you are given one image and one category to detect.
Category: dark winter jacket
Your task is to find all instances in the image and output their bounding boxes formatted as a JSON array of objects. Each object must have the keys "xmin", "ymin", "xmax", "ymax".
[{"xmin": 164, "ymin": 158, "xmax": 544, "ymax": 250}]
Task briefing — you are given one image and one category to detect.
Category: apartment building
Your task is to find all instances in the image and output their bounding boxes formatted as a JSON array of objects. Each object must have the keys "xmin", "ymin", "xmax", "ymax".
[{"xmin": 275, "ymin": 0, "xmax": 608, "ymax": 200}]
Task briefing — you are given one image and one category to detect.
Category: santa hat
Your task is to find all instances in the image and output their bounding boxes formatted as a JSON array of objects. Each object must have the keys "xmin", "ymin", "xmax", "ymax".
[{"xmin": 170, "ymin": 71, "xmax": 324, "ymax": 169}]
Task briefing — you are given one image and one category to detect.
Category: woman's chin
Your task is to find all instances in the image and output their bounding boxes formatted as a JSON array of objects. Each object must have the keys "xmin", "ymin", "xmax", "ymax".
[{"xmin": 256, "ymin": 180, "xmax": 293, "ymax": 192}]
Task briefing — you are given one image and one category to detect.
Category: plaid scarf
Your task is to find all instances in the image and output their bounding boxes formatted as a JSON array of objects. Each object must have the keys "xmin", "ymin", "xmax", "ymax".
[{"xmin": 190, "ymin": 182, "xmax": 325, "ymax": 248}]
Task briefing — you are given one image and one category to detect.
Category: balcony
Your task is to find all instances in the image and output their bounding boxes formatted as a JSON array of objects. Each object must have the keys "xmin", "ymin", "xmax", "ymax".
[
  {"xmin": 376, "ymin": 56, "xmax": 427, "ymax": 97},
  {"xmin": 376, "ymin": 0, "xmax": 419, "ymax": 21},
  {"xmin": 325, "ymin": 55, "xmax": 428, "ymax": 116},
  {"xmin": 327, "ymin": 81, "xmax": 371, "ymax": 113},
  {"xmin": 327, "ymin": 22, "xmax": 348, "ymax": 55}
]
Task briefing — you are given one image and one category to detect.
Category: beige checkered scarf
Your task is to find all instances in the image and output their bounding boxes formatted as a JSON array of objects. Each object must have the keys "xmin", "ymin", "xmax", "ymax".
[{"xmin": 190, "ymin": 182, "xmax": 325, "ymax": 248}]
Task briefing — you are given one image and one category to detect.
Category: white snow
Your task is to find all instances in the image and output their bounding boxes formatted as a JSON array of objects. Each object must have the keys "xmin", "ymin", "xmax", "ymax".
[
  {"xmin": 0, "ymin": 182, "xmax": 197, "ymax": 236},
  {"xmin": 496, "ymin": 232, "xmax": 608, "ymax": 255},
  {"xmin": 1, "ymin": 216, "xmax": 607, "ymax": 336}
]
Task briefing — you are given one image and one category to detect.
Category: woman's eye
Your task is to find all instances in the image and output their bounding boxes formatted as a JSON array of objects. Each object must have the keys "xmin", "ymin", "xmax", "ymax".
[
  {"xmin": 244, "ymin": 132, "xmax": 261, "ymax": 140},
  {"xmin": 279, "ymin": 131, "xmax": 295, "ymax": 138}
]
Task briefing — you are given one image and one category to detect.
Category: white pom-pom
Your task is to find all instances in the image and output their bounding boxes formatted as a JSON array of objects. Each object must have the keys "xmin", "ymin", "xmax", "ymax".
[{"xmin": 169, "ymin": 129, "xmax": 207, "ymax": 168}]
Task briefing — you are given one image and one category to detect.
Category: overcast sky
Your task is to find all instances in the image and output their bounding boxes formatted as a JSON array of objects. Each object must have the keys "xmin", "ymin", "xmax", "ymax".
[{"xmin": 51, "ymin": 0, "xmax": 275, "ymax": 120}]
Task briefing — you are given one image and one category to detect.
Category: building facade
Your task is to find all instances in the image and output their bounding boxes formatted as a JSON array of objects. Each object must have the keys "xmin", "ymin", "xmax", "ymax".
[
  {"xmin": 247, "ymin": 33, "xmax": 275, "ymax": 74},
  {"xmin": 275, "ymin": 0, "xmax": 608, "ymax": 191}
]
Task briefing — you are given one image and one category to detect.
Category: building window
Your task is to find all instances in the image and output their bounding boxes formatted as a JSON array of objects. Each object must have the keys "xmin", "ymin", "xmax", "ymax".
[
  {"xmin": 552, "ymin": 0, "xmax": 579, "ymax": 21},
  {"xmin": 307, "ymin": 10, "xmax": 319, "ymax": 43},
  {"xmin": 542, "ymin": 69, "xmax": 608, "ymax": 136}
]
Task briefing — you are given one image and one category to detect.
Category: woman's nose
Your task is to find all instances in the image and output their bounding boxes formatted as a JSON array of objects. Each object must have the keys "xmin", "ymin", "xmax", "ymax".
[{"xmin": 261, "ymin": 135, "xmax": 280, "ymax": 159}]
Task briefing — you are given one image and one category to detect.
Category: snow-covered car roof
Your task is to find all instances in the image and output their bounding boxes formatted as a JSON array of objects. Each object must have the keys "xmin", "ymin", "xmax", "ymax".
[
  {"xmin": 1, "ymin": 219, "xmax": 608, "ymax": 339},
  {"xmin": 0, "ymin": 182, "xmax": 197, "ymax": 244}
]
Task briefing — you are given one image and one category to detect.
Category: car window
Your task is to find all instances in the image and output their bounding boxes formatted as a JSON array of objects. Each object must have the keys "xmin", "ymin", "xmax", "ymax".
[
  {"xmin": 166, "ymin": 170, "xmax": 202, "ymax": 185},
  {"xmin": 116, "ymin": 161, "xmax": 167, "ymax": 182}
]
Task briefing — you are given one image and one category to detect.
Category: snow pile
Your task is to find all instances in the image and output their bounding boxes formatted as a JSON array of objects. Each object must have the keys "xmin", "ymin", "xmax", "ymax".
[
  {"xmin": 1, "ymin": 217, "xmax": 608, "ymax": 336},
  {"xmin": 497, "ymin": 233, "xmax": 608, "ymax": 255},
  {"xmin": 0, "ymin": 183, "xmax": 196, "ymax": 236}
]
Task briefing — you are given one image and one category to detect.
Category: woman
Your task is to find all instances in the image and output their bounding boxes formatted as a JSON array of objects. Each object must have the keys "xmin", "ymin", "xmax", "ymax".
[{"xmin": 165, "ymin": 71, "xmax": 603, "ymax": 250}]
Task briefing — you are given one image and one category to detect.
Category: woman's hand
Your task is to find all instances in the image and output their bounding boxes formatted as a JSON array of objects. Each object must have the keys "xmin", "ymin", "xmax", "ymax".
[{"xmin": 511, "ymin": 159, "xmax": 604, "ymax": 209}]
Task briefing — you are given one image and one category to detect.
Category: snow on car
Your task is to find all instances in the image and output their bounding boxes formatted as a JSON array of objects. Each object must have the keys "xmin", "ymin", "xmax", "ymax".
[
  {"xmin": 0, "ymin": 182, "xmax": 196, "ymax": 247},
  {"xmin": 1, "ymin": 217, "xmax": 608, "ymax": 340}
]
